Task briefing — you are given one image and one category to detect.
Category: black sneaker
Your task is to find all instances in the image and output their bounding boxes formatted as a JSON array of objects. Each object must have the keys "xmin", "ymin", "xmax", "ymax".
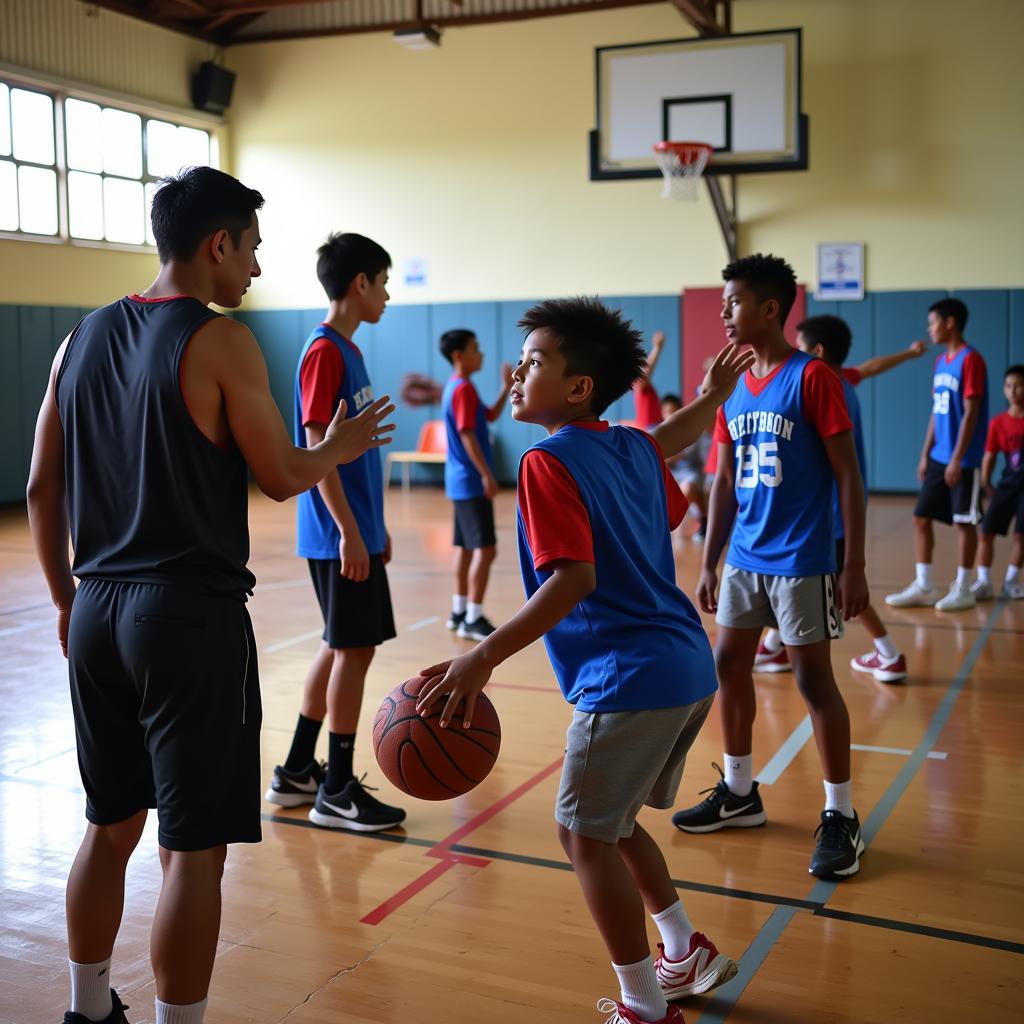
[
  {"xmin": 308, "ymin": 775, "xmax": 407, "ymax": 832},
  {"xmin": 671, "ymin": 763, "xmax": 767, "ymax": 833},
  {"xmin": 64, "ymin": 990, "xmax": 130, "ymax": 1024},
  {"xmin": 264, "ymin": 760, "xmax": 325, "ymax": 807},
  {"xmin": 809, "ymin": 809, "xmax": 864, "ymax": 879},
  {"xmin": 446, "ymin": 610, "xmax": 466, "ymax": 631},
  {"xmin": 458, "ymin": 615, "xmax": 496, "ymax": 641}
]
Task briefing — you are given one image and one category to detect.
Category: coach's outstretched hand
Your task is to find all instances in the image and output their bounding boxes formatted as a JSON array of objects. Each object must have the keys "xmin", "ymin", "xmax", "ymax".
[
  {"xmin": 325, "ymin": 395, "xmax": 396, "ymax": 464},
  {"xmin": 700, "ymin": 342, "xmax": 756, "ymax": 400},
  {"xmin": 416, "ymin": 653, "xmax": 492, "ymax": 729}
]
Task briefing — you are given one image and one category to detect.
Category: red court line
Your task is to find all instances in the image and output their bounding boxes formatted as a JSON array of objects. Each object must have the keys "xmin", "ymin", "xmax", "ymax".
[{"xmin": 360, "ymin": 858, "xmax": 458, "ymax": 926}]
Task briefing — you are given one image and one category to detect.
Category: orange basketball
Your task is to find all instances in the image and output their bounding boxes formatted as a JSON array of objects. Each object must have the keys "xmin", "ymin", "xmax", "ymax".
[{"xmin": 372, "ymin": 676, "xmax": 501, "ymax": 800}]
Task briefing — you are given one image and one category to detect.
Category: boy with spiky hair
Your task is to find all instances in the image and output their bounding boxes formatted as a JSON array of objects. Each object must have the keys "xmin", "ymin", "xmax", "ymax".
[
  {"xmin": 674, "ymin": 254, "xmax": 871, "ymax": 882},
  {"xmin": 417, "ymin": 298, "xmax": 754, "ymax": 1024}
]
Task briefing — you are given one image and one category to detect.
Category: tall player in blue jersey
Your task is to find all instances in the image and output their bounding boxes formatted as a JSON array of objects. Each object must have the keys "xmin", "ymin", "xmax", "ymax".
[
  {"xmin": 886, "ymin": 298, "xmax": 988, "ymax": 611},
  {"xmin": 416, "ymin": 298, "xmax": 754, "ymax": 1024},
  {"xmin": 672, "ymin": 254, "xmax": 870, "ymax": 881}
]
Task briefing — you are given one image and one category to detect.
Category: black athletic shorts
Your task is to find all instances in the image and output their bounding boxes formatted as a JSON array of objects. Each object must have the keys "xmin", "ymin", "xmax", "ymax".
[
  {"xmin": 913, "ymin": 458, "xmax": 983, "ymax": 525},
  {"xmin": 980, "ymin": 480, "xmax": 1024, "ymax": 536},
  {"xmin": 308, "ymin": 554, "xmax": 396, "ymax": 649},
  {"xmin": 453, "ymin": 497, "xmax": 496, "ymax": 550},
  {"xmin": 68, "ymin": 579, "xmax": 262, "ymax": 851}
]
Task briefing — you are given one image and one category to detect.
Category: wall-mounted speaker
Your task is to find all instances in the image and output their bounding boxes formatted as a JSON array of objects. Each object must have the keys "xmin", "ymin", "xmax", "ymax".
[{"xmin": 191, "ymin": 62, "xmax": 235, "ymax": 115}]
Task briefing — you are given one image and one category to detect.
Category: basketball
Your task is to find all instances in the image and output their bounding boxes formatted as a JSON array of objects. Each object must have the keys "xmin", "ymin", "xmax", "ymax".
[{"xmin": 372, "ymin": 676, "xmax": 501, "ymax": 800}]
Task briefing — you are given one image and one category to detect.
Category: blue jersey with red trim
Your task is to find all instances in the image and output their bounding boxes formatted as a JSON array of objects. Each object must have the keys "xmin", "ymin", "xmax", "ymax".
[
  {"xmin": 294, "ymin": 324, "xmax": 385, "ymax": 558},
  {"xmin": 442, "ymin": 375, "xmax": 493, "ymax": 500},
  {"xmin": 930, "ymin": 346, "xmax": 988, "ymax": 468},
  {"xmin": 516, "ymin": 425, "xmax": 716, "ymax": 713}
]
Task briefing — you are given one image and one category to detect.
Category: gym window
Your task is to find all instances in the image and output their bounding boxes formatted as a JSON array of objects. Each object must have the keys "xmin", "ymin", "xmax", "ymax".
[{"xmin": 0, "ymin": 73, "xmax": 217, "ymax": 250}]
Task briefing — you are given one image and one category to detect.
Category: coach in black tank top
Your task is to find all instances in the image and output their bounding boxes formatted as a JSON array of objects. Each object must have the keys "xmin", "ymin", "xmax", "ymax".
[{"xmin": 26, "ymin": 167, "xmax": 394, "ymax": 1024}]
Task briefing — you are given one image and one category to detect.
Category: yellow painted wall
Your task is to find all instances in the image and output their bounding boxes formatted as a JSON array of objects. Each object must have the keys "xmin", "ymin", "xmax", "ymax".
[{"xmin": 224, "ymin": 0, "xmax": 1024, "ymax": 310}]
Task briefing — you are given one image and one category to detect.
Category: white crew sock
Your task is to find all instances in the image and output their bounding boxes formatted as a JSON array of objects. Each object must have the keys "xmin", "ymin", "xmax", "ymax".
[
  {"xmin": 823, "ymin": 779, "xmax": 854, "ymax": 819},
  {"xmin": 69, "ymin": 959, "xmax": 113, "ymax": 1022},
  {"xmin": 612, "ymin": 956, "xmax": 667, "ymax": 1022},
  {"xmin": 873, "ymin": 634, "xmax": 899, "ymax": 661},
  {"xmin": 762, "ymin": 629, "xmax": 782, "ymax": 653},
  {"xmin": 915, "ymin": 563, "xmax": 933, "ymax": 590},
  {"xmin": 466, "ymin": 601, "xmax": 484, "ymax": 624},
  {"xmin": 452, "ymin": 594, "xmax": 467, "ymax": 614},
  {"xmin": 651, "ymin": 900, "xmax": 695, "ymax": 962},
  {"xmin": 723, "ymin": 753, "xmax": 753, "ymax": 797},
  {"xmin": 1006, "ymin": 565, "xmax": 1020, "ymax": 584},
  {"xmin": 955, "ymin": 566, "xmax": 971, "ymax": 588},
  {"xmin": 155, "ymin": 997, "xmax": 208, "ymax": 1024},
  {"xmin": 976, "ymin": 565, "xmax": 991, "ymax": 584}
]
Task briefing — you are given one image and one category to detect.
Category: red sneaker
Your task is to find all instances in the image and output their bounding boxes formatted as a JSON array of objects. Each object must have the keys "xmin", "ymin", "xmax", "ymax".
[
  {"xmin": 850, "ymin": 651, "xmax": 907, "ymax": 683},
  {"xmin": 596, "ymin": 999, "xmax": 685, "ymax": 1024},
  {"xmin": 753, "ymin": 642, "xmax": 791, "ymax": 673},
  {"xmin": 655, "ymin": 933, "xmax": 738, "ymax": 1000}
]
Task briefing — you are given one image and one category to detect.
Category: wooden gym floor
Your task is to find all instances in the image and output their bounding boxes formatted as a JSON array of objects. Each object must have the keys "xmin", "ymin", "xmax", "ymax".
[{"xmin": 1, "ymin": 488, "xmax": 1021, "ymax": 1023}]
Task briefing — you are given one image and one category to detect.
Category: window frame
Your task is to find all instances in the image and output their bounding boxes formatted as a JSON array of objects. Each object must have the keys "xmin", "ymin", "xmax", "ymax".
[{"xmin": 0, "ymin": 62, "xmax": 222, "ymax": 253}]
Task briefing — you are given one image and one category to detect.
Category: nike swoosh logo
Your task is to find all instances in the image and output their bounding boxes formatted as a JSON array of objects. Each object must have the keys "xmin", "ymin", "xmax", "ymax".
[
  {"xmin": 323, "ymin": 799, "xmax": 360, "ymax": 819},
  {"xmin": 283, "ymin": 778, "xmax": 318, "ymax": 792},
  {"xmin": 797, "ymin": 627, "xmax": 815, "ymax": 637},
  {"xmin": 720, "ymin": 802, "xmax": 755, "ymax": 818}
]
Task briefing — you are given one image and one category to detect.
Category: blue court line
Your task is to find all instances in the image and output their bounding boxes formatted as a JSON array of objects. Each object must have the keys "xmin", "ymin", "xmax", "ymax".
[
  {"xmin": 695, "ymin": 598, "xmax": 1006, "ymax": 1022},
  {"xmin": 755, "ymin": 715, "xmax": 813, "ymax": 785}
]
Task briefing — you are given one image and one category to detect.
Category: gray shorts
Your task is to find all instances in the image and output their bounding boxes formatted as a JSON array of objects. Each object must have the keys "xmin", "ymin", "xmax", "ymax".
[
  {"xmin": 555, "ymin": 696, "xmax": 715, "ymax": 843},
  {"xmin": 715, "ymin": 565, "xmax": 843, "ymax": 646}
]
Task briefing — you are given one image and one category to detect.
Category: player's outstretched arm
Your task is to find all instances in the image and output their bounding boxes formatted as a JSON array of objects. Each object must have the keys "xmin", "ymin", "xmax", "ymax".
[
  {"xmin": 209, "ymin": 319, "xmax": 395, "ymax": 500},
  {"xmin": 642, "ymin": 330, "xmax": 666, "ymax": 382},
  {"xmin": 697, "ymin": 446, "xmax": 738, "ymax": 614},
  {"xmin": 415, "ymin": 560, "xmax": 596, "ymax": 727},
  {"xmin": 487, "ymin": 362, "xmax": 514, "ymax": 421},
  {"xmin": 853, "ymin": 339, "xmax": 928, "ymax": 380},
  {"xmin": 652, "ymin": 343, "xmax": 755, "ymax": 458},
  {"xmin": 824, "ymin": 431, "xmax": 869, "ymax": 620}
]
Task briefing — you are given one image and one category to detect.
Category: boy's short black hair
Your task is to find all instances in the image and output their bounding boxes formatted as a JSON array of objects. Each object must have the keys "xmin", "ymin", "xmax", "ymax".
[
  {"xmin": 661, "ymin": 393, "xmax": 682, "ymax": 407},
  {"xmin": 928, "ymin": 298, "xmax": 969, "ymax": 331},
  {"xmin": 150, "ymin": 166, "xmax": 263, "ymax": 264},
  {"xmin": 316, "ymin": 232, "xmax": 391, "ymax": 301},
  {"xmin": 440, "ymin": 329, "xmax": 477, "ymax": 364},
  {"xmin": 1005, "ymin": 364, "xmax": 1024, "ymax": 381},
  {"xmin": 518, "ymin": 297, "xmax": 646, "ymax": 416},
  {"xmin": 722, "ymin": 253, "xmax": 798, "ymax": 325},
  {"xmin": 796, "ymin": 314, "xmax": 853, "ymax": 366}
]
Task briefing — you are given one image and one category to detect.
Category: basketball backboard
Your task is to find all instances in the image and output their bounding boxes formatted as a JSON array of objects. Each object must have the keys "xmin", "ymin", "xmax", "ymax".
[{"xmin": 590, "ymin": 29, "xmax": 807, "ymax": 180}]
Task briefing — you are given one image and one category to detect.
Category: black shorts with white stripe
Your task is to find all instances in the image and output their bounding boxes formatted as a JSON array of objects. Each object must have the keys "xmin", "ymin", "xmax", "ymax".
[{"xmin": 913, "ymin": 457, "xmax": 983, "ymax": 526}]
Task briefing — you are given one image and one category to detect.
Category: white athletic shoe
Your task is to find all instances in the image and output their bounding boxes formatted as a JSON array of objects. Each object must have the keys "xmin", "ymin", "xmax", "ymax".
[
  {"xmin": 1002, "ymin": 581, "xmax": 1024, "ymax": 600},
  {"xmin": 885, "ymin": 581, "xmax": 939, "ymax": 608},
  {"xmin": 935, "ymin": 584, "xmax": 976, "ymax": 612},
  {"xmin": 969, "ymin": 580, "xmax": 995, "ymax": 601}
]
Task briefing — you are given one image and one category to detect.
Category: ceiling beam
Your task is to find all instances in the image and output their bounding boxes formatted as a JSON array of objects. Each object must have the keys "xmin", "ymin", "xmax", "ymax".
[
  {"xmin": 667, "ymin": 0, "xmax": 726, "ymax": 36},
  {"xmin": 77, "ymin": 0, "xmax": 219, "ymax": 41}
]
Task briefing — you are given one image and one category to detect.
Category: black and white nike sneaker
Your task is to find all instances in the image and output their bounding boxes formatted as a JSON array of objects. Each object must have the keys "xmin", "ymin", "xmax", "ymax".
[
  {"xmin": 671, "ymin": 763, "xmax": 767, "ymax": 833},
  {"xmin": 458, "ymin": 615, "xmax": 496, "ymax": 641},
  {"xmin": 809, "ymin": 809, "xmax": 864, "ymax": 879},
  {"xmin": 308, "ymin": 776, "xmax": 407, "ymax": 832},
  {"xmin": 446, "ymin": 610, "xmax": 466, "ymax": 631},
  {"xmin": 264, "ymin": 761, "xmax": 325, "ymax": 808},
  {"xmin": 63, "ymin": 989, "xmax": 130, "ymax": 1024}
]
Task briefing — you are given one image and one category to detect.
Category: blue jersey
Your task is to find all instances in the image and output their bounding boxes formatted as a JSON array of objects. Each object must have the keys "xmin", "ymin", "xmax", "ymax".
[
  {"xmin": 294, "ymin": 324, "xmax": 386, "ymax": 559},
  {"xmin": 930, "ymin": 346, "xmax": 988, "ymax": 469},
  {"xmin": 720, "ymin": 350, "xmax": 845, "ymax": 576},
  {"xmin": 517, "ymin": 425, "xmax": 717, "ymax": 713},
  {"xmin": 832, "ymin": 375, "xmax": 867, "ymax": 541},
  {"xmin": 442, "ymin": 375, "xmax": 493, "ymax": 500}
]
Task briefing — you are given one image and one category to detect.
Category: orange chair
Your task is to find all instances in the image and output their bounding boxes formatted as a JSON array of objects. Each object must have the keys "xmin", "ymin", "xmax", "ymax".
[{"xmin": 384, "ymin": 419, "xmax": 448, "ymax": 493}]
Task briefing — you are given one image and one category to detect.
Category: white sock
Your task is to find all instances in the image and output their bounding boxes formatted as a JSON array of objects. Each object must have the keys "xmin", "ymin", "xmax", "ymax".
[
  {"xmin": 156, "ymin": 997, "xmax": 208, "ymax": 1024},
  {"xmin": 452, "ymin": 594, "xmax": 467, "ymax": 614},
  {"xmin": 873, "ymin": 634, "xmax": 899, "ymax": 661},
  {"xmin": 612, "ymin": 956, "xmax": 667, "ymax": 1022},
  {"xmin": 976, "ymin": 565, "xmax": 991, "ymax": 584},
  {"xmin": 955, "ymin": 566, "xmax": 970, "ymax": 588},
  {"xmin": 651, "ymin": 900, "xmax": 695, "ymax": 962},
  {"xmin": 466, "ymin": 601, "xmax": 484, "ymax": 623},
  {"xmin": 915, "ymin": 563, "xmax": 933, "ymax": 589},
  {"xmin": 723, "ymin": 753, "xmax": 753, "ymax": 797},
  {"xmin": 823, "ymin": 779, "xmax": 854, "ymax": 818},
  {"xmin": 1006, "ymin": 565, "xmax": 1020, "ymax": 584},
  {"xmin": 69, "ymin": 959, "xmax": 113, "ymax": 1022},
  {"xmin": 762, "ymin": 629, "xmax": 782, "ymax": 653}
]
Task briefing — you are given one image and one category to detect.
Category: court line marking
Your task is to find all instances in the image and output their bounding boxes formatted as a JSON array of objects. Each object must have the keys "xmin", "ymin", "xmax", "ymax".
[
  {"xmin": 695, "ymin": 598, "xmax": 1007, "ymax": 1023},
  {"xmin": 755, "ymin": 715, "xmax": 813, "ymax": 785},
  {"xmin": 850, "ymin": 743, "xmax": 948, "ymax": 760},
  {"xmin": 406, "ymin": 616, "xmax": 440, "ymax": 632},
  {"xmin": 262, "ymin": 629, "xmax": 322, "ymax": 654}
]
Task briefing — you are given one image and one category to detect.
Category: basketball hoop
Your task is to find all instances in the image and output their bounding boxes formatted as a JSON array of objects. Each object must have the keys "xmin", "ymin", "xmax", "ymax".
[{"xmin": 653, "ymin": 141, "xmax": 713, "ymax": 201}]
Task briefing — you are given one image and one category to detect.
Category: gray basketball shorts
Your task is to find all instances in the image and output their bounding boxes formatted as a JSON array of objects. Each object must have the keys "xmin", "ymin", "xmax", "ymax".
[
  {"xmin": 715, "ymin": 564, "xmax": 844, "ymax": 646},
  {"xmin": 555, "ymin": 695, "xmax": 715, "ymax": 843}
]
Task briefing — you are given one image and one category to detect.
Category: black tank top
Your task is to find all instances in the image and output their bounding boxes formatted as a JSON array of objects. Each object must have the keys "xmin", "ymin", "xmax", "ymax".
[{"xmin": 56, "ymin": 295, "xmax": 256, "ymax": 599}]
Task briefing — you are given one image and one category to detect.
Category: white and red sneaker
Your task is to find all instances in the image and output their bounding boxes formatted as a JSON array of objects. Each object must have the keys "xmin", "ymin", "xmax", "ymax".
[
  {"xmin": 596, "ymin": 999, "xmax": 685, "ymax": 1024},
  {"xmin": 655, "ymin": 933, "xmax": 738, "ymax": 1000},
  {"xmin": 850, "ymin": 651, "xmax": 908, "ymax": 683},
  {"xmin": 753, "ymin": 642, "xmax": 791, "ymax": 673}
]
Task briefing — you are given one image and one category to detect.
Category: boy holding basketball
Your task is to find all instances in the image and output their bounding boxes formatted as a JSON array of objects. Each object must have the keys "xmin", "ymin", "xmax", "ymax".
[
  {"xmin": 265, "ymin": 232, "xmax": 407, "ymax": 832},
  {"xmin": 418, "ymin": 298, "xmax": 753, "ymax": 1024},
  {"xmin": 439, "ymin": 329, "xmax": 514, "ymax": 640}
]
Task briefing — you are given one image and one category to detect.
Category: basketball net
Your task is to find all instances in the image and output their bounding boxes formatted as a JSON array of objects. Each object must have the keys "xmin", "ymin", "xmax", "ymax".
[{"xmin": 653, "ymin": 141, "xmax": 713, "ymax": 201}]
